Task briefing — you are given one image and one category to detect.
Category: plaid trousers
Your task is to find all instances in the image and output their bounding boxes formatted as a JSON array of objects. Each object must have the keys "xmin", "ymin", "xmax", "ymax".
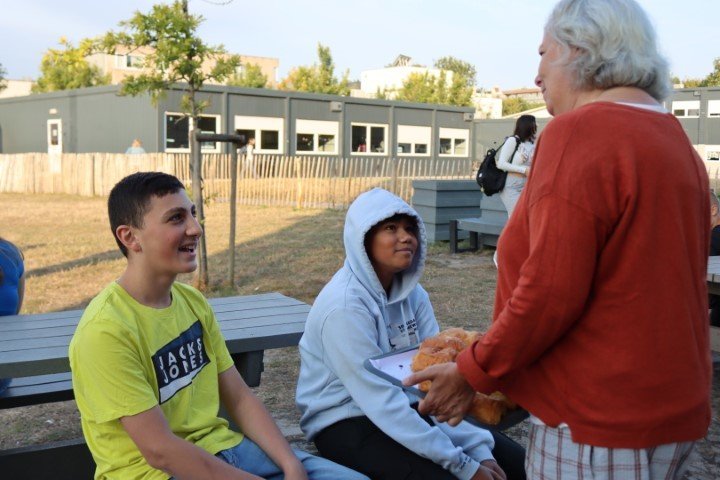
[{"xmin": 525, "ymin": 424, "xmax": 696, "ymax": 480}]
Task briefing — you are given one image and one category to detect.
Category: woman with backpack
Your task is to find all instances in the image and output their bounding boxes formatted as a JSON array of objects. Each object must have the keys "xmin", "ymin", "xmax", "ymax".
[{"xmin": 497, "ymin": 115, "xmax": 537, "ymax": 218}]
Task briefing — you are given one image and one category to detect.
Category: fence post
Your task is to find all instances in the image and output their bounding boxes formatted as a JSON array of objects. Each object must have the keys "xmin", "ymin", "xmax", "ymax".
[
  {"xmin": 391, "ymin": 156, "xmax": 398, "ymax": 195},
  {"xmin": 295, "ymin": 156, "xmax": 303, "ymax": 209}
]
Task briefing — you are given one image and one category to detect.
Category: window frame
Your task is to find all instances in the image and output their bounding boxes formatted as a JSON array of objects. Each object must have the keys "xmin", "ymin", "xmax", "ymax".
[
  {"xmin": 397, "ymin": 125, "xmax": 432, "ymax": 156},
  {"xmin": 350, "ymin": 122, "xmax": 388, "ymax": 155},
  {"xmin": 234, "ymin": 115, "xmax": 285, "ymax": 154},
  {"xmin": 671, "ymin": 100, "xmax": 701, "ymax": 118},
  {"xmin": 438, "ymin": 127, "xmax": 470, "ymax": 157},
  {"xmin": 708, "ymin": 100, "xmax": 720, "ymax": 118},
  {"xmin": 164, "ymin": 112, "xmax": 222, "ymax": 153},
  {"xmin": 295, "ymin": 119, "xmax": 339, "ymax": 155},
  {"xmin": 115, "ymin": 53, "xmax": 144, "ymax": 70}
]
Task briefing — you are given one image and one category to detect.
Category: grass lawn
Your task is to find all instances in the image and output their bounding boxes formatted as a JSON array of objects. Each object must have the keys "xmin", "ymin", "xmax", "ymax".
[{"xmin": 0, "ymin": 193, "xmax": 716, "ymax": 479}]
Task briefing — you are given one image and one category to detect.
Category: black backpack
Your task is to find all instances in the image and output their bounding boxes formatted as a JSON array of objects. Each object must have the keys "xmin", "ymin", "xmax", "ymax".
[{"xmin": 475, "ymin": 136, "xmax": 520, "ymax": 196}]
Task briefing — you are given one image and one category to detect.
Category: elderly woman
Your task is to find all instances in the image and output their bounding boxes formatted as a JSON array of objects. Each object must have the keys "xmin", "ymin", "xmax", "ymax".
[{"xmin": 406, "ymin": 0, "xmax": 712, "ymax": 478}]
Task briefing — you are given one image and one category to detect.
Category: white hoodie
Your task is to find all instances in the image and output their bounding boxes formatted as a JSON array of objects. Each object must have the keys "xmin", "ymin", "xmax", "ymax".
[{"xmin": 295, "ymin": 188, "xmax": 494, "ymax": 480}]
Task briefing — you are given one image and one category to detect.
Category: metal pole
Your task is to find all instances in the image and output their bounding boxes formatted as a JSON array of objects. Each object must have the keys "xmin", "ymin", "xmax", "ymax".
[{"xmin": 228, "ymin": 144, "xmax": 238, "ymax": 286}]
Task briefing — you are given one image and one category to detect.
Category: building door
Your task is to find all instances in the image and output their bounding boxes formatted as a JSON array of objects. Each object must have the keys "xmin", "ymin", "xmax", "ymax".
[
  {"xmin": 47, "ymin": 119, "xmax": 62, "ymax": 173},
  {"xmin": 47, "ymin": 119, "xmax": 62, "ymax": 154}
]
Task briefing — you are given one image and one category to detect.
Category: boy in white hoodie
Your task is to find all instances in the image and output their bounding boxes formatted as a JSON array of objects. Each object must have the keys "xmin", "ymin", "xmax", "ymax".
[{"xmin": 296, "ymin": 188, "xmax": 525, "ymax": 480}]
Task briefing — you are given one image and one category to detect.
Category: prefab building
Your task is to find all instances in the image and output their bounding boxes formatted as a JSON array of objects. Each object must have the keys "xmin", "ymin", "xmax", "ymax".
[
  {"xmin": 665, "ymin": 86, "xmax": 720, "ymax": 161},
  {"xmin": 0, "ymin": 84, "xmax": 476, "ymax": 160},
  {"xmin": 472, "ymin": 87, "xmax": 720, "ymax": 163}
]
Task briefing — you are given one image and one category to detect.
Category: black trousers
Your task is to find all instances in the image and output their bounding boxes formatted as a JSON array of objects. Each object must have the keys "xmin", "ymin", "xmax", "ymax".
[{"xmin": 314, "ymin": 412, "xmax": 527, "ymax": 480}]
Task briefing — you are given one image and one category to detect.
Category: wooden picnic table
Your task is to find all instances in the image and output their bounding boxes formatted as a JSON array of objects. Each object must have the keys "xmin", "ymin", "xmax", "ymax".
[
  {"xmin": 0, "ymin": 292, "xmax": 309, "ymax": 380},
  {"xmin": 707, "ymin": 256, "xmax": 720, "ymax": 352},
  {"xmin": 0, "ymin": 292, "xmax": 310, "ymax": 477}
]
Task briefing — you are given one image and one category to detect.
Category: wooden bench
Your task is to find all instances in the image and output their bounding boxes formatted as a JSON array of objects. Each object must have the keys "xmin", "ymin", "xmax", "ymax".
[
  {"xmin": 0, "ymin": 351, "xmax": 265, "ymax": 410},
  {"xmin": 449, "ymin": 217, "xmax": 506, "ymax": 253},
  {"xmin": 0, "ymin": 372, "xmax": 73, "ymax": 409},
  {"xmin": 448, "ymin": 194, "xmax": 508, "ymax": 253},
  {"xmin": 0, "ymin": 292, "xmax": 309, "ymax": 478}
]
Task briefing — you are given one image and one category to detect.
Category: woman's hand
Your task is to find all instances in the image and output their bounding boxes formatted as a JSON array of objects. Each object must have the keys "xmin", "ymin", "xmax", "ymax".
[{"xmin": 402, "ymin": 362, "xmax": 475, "ymax": 426}]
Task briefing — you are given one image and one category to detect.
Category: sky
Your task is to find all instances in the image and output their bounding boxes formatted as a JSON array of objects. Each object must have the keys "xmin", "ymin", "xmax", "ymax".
[{"xmin": 1, "ymin": 0, "xmax": 718, "ymax": 90}]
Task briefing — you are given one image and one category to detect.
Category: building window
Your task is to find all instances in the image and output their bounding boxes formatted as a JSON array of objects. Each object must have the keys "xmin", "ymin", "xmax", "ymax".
[
  {"xmin": 166, "ymin": 114, "xmax": 189, "ymax": 150},
  {"xmin": 115, "ymin": 53, "xmax": 144, "ymax": 69},
  {"xmin": 295, "ymin": 119, "xmax": 339, "ymax": 154},
  {"xmin": 438, "ymin": 127, "xmax": 470, "ymax": 156},
  {"xmin": 708, "ymin": 100, "xmax": 720, "ymax": 118},
  {"xmin": 351, "ymin": 123, "xmax": 387, "ymax": 154},
  {"xmin": 672, "ymin": 100, "xmax": 700, "ymax": 118},
  {"xmin": 234, "ymin": 115, "xmax": 284, "ymax": 153},
  {"xmin": 164, "ymin": 113, "xmax": 221, "ymax": 152},
  {"xmin": 397, "ymin": 125, "xmax": 431, "ymax": 156},
  {"xmin": 196, "ymin": 116, "xmax": 220, "ymax": 151}
]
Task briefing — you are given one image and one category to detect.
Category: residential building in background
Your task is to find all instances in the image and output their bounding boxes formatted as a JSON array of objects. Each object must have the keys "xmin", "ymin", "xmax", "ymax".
[
  {"xmin": 502, "ymin": 87, "xmax": 543, "ymax": 102},
  {"xmin": 355, "ymin": 54, "xmax": 452, "ymax": 99},
  {"xmin": 472, "ymin": 87, "xmax": 503, "ymax": 119},
  {"xmin": 85, "ymin": 45, "xmax": 279, "ymax": 87},
  {"xmin": 0, "ymin": 79, "xmax": 33, "ymax": 99}
]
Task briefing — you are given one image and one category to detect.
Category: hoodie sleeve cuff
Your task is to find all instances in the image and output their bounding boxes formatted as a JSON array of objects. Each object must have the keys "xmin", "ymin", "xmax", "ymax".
[
  {"xmin": 466, "ymin": 442, "xmax": 494, "ymax": 465},
  {"xmin": 454, "ymin": 456, "xmax": 481, "ymax": 480},
  {"xmin": 456, "ymin": 347, "xmax": 501, "ymax": 394}
]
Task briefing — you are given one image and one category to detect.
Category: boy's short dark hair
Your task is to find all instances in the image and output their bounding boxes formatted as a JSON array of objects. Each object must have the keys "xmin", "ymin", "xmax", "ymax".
[{"xmin": 108, "ymin": 172, "xmax": 185, "ymax": 257}]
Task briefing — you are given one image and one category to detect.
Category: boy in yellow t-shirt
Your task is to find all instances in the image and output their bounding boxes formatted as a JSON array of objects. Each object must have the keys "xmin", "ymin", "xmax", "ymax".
[{"xmin": 69, "ymin": 172, "xmax": 368, "ymax": 480}]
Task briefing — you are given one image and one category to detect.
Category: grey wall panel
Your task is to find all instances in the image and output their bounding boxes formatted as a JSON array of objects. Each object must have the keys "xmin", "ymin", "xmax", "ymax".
[
  {"xmin": 161, "ymin": 90, "xmax": 223, "ymax": 115},
  {"xmin": 395, "ymin": 108, "xmax": 432, "ymax": 125},
  {"xmin": 291, "ymin": 99, "xmax": 341, "ymax": 122},
  {"xmin": 707, "ymin": 119, "xmax": 720, "ymax": 144},
  {"xmin": 676, "ymin": 118, "xmax": 699, "ymax": 144},
  {"xmin": 0, "ymin": 95, "xmax": 71, "ymax": 153},
  {"xmin": 435, "ymin": 110, "xmax": 471, "ymax": 128},
  {"xmin": 74, "ymin": 91, "xmax": 157, "ymax": 153},
  {"xmin": 228, "ymin": 93, "xmax": 285, "ymax": 118},
  {"xmin": 344, "ymin": 103, "xmax": 389, "ymax": 124}
]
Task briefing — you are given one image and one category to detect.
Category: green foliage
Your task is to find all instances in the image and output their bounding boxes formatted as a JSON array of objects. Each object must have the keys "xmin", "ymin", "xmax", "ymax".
[
  {"xmin": 434, "ymin": 56, "xmax": 476, "ymax": 87},
  {"xmin": 702, "ymin": 58, "xmax": 720, "ymax": 87},
  {"xmin": 227, "ymin": 63, "xmax": 268, "ymax": 88},
  {"xmin": 0, "ymin": 63, "xmax": 6, "ymax": 92},
  {"xmin": 279, "ymin": 43, "xmax": 350, "ymax": 95},
  {"xmin": 502, "ymin": 97, "xmax": 545, "ymax": 116},
  {"xmin": 672, "ymin": 58, "xmax": 720, "ymax": 88},
  {"xmin": 98, "ymin": 0, "xmax": 241, "ymax": 117},
  {"xmin": 32, "ymin": 38, "xmax": 110, "ymax": 93},
  {"xmin": 395, "ymin": 71, "xmax": 473, "ymax": 107}
]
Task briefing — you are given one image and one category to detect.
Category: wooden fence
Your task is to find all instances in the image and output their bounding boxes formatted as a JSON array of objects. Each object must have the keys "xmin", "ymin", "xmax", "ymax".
[{"xmin": 0, "ymin": 153, "xmax": 475, "ymax": 208}]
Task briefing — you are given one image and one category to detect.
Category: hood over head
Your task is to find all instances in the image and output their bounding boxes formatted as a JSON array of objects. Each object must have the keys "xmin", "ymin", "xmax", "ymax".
[{"xmin": 343, "ymin": 188, "xmax": 427, "ymax": 304}]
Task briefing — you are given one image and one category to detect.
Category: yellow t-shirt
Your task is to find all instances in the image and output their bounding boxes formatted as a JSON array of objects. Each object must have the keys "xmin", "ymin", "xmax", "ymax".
[{"xmin": 69, "ymin": 282, "xmax": 243, "ymax": 479}]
